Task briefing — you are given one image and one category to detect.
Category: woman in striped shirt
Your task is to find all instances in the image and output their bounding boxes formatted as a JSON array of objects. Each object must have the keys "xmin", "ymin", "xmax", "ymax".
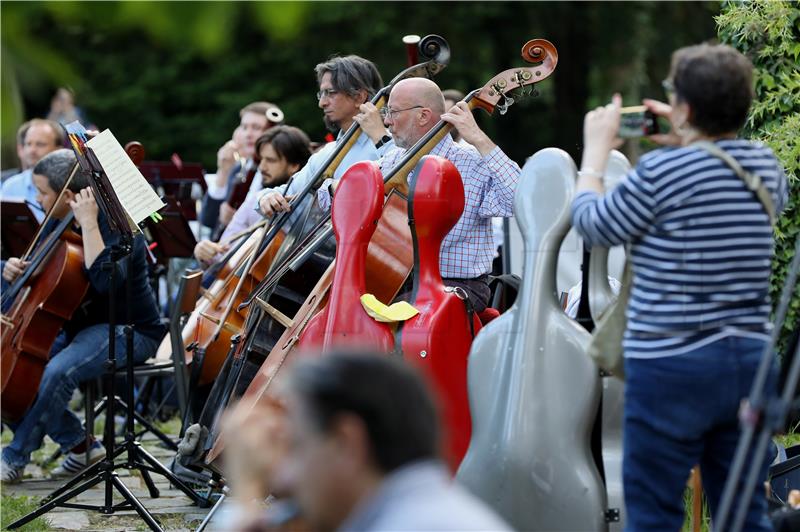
[{"xmin": 572, "ymin": 44, "xmax": 787, "ymax": 531}]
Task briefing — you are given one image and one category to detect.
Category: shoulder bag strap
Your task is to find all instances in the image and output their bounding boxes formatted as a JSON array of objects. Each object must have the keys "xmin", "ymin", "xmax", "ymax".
[{"xmin": 692, "ymin": 140, "xmax": 776, "ymax": 225}]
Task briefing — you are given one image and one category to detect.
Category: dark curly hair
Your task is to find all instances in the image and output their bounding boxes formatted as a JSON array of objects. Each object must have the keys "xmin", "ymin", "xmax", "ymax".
[{"xmin": 668, "ymin": 43, "xmax": 754, "ymax": 136}]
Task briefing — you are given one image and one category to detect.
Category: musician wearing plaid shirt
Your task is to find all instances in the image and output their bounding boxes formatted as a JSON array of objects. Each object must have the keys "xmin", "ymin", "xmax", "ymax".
[{"xmin": 321, "ymin": 78, "xmax": 520, "ymax": 311}]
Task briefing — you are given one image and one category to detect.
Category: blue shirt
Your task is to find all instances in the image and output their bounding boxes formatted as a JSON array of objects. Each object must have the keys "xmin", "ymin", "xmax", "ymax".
[
  {"xmin": 340, "ymin": 460, "xmax": 511, "ymax": 531},
  {"xmin": 1, "ymin": 169, "xmax": 45, "ymax": 222},
  {"xmin": 256, "ymin": 129, "xmax": 394, "ymax": 227},
  {"xmin": 571, "ymin": 139, "xmax": 787, "ymax": 358}
]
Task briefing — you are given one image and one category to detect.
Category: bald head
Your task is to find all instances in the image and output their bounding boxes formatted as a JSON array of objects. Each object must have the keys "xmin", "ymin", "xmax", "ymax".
[
  {"xmin": 391, "ymin": 78, "xmax": 446, "ymax": 116},
  {"xmin": 385, "ymin": 79, "xmax": 447, "ymax": 148}
]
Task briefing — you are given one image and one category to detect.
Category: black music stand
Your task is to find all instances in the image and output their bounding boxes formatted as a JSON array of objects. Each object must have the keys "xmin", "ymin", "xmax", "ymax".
[
  {"xmin": 139, "ymin": 160, "xmax": 206, "ymax": 222},
  {"xmin": 8, "ymin": 139, "xmax": 207, "ymax": 532},
  {"xmin": 143, "ymin": 196, "xmax": 198, "ymax": 265},
  {"xmin": 1, "ymin": 200, "xmax": 40, "ymax": 259}
]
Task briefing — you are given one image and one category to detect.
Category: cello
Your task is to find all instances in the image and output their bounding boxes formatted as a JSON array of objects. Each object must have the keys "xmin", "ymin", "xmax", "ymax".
[
  {"xmin": 0, "ymin": 210, "xmax": 89, "ymax": 423},
  {"xmin": 456, "ymin": 148, "xmax": 606, "ymax": 531},
  {"xmin": 1, "ymin": 142, "xmax": 146, "ymax": 423}
]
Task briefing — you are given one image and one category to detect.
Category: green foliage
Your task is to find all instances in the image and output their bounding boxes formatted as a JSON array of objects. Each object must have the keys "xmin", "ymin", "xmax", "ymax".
[
  {"xmin": 0, "ymin": 495, "xmax": 49, "ymax": 531},
  {"xmin": 717, "ymin": 0, "xmax": 800, "ymax": 358},
  {"xmin": 0, "ymin": 2, "xmax": 718, "ymax": 172}
]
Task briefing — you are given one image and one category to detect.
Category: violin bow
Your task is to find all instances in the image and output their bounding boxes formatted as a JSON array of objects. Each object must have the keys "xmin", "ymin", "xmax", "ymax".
[{"xmin": 21, "ymin": 162, "xmax": 80, "ymax": 261}]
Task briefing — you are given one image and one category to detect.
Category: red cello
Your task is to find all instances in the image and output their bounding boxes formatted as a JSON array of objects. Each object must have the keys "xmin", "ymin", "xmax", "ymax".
[
  {"xmin": 297, "ymin": 161, "xmax": 394, "ymax": 352},
  {"xmin": 395, "ymin": 155, "xmax": 480, "ymax": 471}
]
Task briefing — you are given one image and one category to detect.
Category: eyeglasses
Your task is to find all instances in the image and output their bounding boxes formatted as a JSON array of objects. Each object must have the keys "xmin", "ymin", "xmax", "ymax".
[
  {"xmin": 316, "ymin": 88, "xmax": 340, "ymax": 101},
  {"xmin": 379, "ymin": 105, "xmax": 424, "ymax": 120},
  {"xmin": 661, "ymin": 79, "xmax": 675, "ymax": 98}
]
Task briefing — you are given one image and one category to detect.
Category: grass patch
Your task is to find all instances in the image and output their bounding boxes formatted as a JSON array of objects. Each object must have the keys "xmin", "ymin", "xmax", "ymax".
[
  {"xmin": 682, "ymin": 485, "xmax": 710, "ymax": 532},
  {"xmin": 0, "ymin": 495, "xmax": 49, "ymax": 531},
  {"xmin": 87, "ymin": 511, "xmax": 190, "ymax": 531},
  {"xmin": 152, "ymin": 414, "xmax": 182, "ymax": 438}
]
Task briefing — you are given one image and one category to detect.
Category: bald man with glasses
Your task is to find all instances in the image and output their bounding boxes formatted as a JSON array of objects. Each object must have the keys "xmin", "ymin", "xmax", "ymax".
[{"xmin": 320, "ymin": 78, "xmax": 520, "ymax": 312}]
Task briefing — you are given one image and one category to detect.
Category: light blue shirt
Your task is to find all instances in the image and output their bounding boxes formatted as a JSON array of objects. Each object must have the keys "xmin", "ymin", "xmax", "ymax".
[
  {"xmin": 255, "ymin": 129, "xmax": 393, "ymax": 227},
  {"xmin": 339, "ymin": 460, "xmax": 511, "ymax": 531},
  {"xmin": 1, "ymin": 169, "xmax": 45, "ymax": 222}
]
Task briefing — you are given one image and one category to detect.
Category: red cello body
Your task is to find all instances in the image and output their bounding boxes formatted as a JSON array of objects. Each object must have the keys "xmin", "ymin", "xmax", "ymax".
[
  {"xmin": 395, "ymin": 155, "xmax": 479, "ymax": 471},
  {"xmin": 298, "ymin": 161, "xmax": 394, "ymax": 352}
]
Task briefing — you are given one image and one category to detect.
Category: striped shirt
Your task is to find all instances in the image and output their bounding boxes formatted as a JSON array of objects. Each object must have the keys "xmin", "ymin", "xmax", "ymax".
[
  {"xmin": 379, "ymin": 135, "xmax": 520, "ymax": 279},
  {"xmin": 571, "ymin": 139, "xmax": 787, "ymax": 359}
]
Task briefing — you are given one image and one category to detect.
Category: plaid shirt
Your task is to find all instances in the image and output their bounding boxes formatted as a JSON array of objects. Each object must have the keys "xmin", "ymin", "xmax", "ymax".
[{"xmin": 381, "ymin": 135, "xmax": 520, "ymax": 279}]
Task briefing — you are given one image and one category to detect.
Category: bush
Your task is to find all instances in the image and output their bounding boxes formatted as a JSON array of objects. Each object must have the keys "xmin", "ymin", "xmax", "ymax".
[{"xmin": 717, "ymin": 0, "xmax": 800, "ymax": 357}]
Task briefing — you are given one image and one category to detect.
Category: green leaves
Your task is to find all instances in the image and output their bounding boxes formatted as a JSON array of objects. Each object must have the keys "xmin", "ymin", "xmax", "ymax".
[{"xmin": 718, "ymin": 0, "xmax": 800, "ymax": 358}]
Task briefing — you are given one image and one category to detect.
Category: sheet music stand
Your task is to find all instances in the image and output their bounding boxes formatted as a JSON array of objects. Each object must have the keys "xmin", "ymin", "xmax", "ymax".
[
  {"xmin": 8, "ymin": 131, "xmax": 207, "ymax": 532},
  {"xmin": 143, "ymin": 196, "xmax": 198, "ymax": 265},
  {"xmin": 1, "ymin": 200, "xmax": 40, "ymax": 259},
  {"xmin": 139, "ymin": 161, "xmax": 205, "ymax": 221}
]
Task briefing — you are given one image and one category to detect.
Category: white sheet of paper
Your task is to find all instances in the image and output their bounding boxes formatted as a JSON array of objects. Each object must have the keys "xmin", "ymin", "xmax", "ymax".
[{"xmin": 86, "ymin": 130, "xmax": 164, "ymax": 229}]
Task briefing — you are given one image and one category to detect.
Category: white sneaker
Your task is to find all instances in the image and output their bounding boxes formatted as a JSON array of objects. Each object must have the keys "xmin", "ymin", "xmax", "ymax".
[
  {"xmin": 1, "ymin": 459, "xmax": 24, "ymax": 483},
  {"xmin": 50, "ymin": 441, "xmax": 105, "ymax": 478}
]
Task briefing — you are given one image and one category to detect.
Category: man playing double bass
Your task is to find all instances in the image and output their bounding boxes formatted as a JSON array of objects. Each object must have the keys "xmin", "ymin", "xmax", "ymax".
[
  {"xmin": 322, "ymin": 78, "xmax": 521, "ymax": 312},
  {"xmin": 1, "ymin": 149, "xmax": 164, "ymax": 483},
  {"xmin": 257, "ymin": 55, "xmax": 392, "ymax": 220}
]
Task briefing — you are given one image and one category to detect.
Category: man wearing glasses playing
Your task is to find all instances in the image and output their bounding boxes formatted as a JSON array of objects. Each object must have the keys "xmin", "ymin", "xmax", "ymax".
[
  {"xmin": 257, "ymin": 55, "xmax": 391, "ymax": 218},
  {"xmin": 322, "ymin": 78, "xmax": 520, "ymax": 312}
]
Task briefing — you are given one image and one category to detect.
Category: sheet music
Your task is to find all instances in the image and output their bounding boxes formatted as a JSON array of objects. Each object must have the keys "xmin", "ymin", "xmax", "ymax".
[{"xmin": 86, "ymin": 130, "xmax": 164, "ymax": 228}]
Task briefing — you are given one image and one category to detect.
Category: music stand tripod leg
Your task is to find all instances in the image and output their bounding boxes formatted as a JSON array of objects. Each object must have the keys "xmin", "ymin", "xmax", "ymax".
[{"xmin": 8, "ymin": 243, "xmax": 165, "ymax": 531}]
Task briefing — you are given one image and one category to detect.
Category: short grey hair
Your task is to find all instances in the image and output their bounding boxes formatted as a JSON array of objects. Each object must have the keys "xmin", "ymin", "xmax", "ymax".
[
  {"xmin": 315, "ymin": 55, "xmax": 383, "ymax": 100},
  {"xmin": 32, "ymin": 149, "xmax": 91, "ymax": 192}
]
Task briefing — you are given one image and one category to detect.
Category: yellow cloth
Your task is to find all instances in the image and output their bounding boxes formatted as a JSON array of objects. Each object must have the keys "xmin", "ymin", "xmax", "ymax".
[{"xmin": 360, "ymin": 294, "xmax": 419, "ymax": 323}]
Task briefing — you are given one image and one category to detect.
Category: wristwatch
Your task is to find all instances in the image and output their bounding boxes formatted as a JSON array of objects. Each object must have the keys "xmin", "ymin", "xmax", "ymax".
[{"xmin": 374, "ymin": 134, "xmax": 392, "ymax": 149}]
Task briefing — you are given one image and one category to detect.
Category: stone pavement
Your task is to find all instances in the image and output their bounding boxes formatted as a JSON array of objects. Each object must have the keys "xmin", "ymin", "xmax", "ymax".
[{"xmin": 1, "ymin": 433, "xmax": 216, "ymax": 531}]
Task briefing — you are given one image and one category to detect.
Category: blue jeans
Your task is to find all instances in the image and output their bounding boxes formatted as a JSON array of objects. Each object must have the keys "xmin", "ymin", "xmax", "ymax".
[
  {"xmin": 623, "ymin": 335, "xmax": 776, "ymax": 531},
  {"xmin": 2, "ymin": 324, "xmax": 158, "ymax": 468}
]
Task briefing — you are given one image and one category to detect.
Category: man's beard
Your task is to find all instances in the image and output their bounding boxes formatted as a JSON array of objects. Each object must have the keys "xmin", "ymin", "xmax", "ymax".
[
  {"xmin": 262, "ymin": 173, "xmax": 289, "ymax": 188},
  {"xmin": 323, "ymin": 115, "xmax": 340, "ymax": 133}
]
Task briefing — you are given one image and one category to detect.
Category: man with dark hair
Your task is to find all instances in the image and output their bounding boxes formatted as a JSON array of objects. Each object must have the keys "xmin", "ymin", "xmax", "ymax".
[
  {"xmin": 201, "ymin": 100, "xmax": 282, "ymax": 236},
  {"xmin": 194, "ymin": 125, "xmax": 312, "ymax": 266},
  {"xmin": 257, "ymin": 55, "xmax": 392, "ymax": 219},
  {"xmin": 225, "ymin": 352, "xmax": 509, "ymax": 530},
  {"xmin": 1, "ymin": 149, "xmax": 164, "ymax": 483},
  {"xmin": 1, "ymin": 118, "xmax": 66, "ymax": 222}
]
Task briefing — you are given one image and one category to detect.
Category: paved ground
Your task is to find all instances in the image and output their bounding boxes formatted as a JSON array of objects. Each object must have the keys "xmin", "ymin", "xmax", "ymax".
[{"xmin": 2, "ymin": 431, "xmax": 217, "ymax": 531}]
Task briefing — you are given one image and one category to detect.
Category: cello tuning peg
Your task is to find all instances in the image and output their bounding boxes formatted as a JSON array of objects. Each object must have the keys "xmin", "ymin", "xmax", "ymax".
[{"xmin": 497, "ymin": 95, "xmax": 515, "ymax": 115}]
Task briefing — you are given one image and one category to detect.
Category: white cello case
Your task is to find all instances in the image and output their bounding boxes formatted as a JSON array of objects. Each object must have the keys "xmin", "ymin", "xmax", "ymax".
[
  {"xmin": 589, "ymin": 150, "xmax": 631, "ymax": 531},
  {"xmin": 457, "ymin": 148, "xmax": 606, "ymax": 531}
]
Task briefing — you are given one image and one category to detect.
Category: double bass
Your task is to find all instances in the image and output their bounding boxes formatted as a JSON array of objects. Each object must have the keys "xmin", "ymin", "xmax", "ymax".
[
  {"xmin": 204, "ymin": 37, "xmax": 560, "ymax": 469},
  {"xmin": 456, "ymin": 148, "xmax": 606, "ymax": 531},
  {"xmin": 168, "ymin": 35, "xmax": 451, "ymax": 399}
]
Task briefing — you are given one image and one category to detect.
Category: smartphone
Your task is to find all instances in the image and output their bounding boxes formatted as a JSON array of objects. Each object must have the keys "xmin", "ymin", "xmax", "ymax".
[{"xmin": 618, "ymin": 105, "xmax": 660, "ymax": 138}]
